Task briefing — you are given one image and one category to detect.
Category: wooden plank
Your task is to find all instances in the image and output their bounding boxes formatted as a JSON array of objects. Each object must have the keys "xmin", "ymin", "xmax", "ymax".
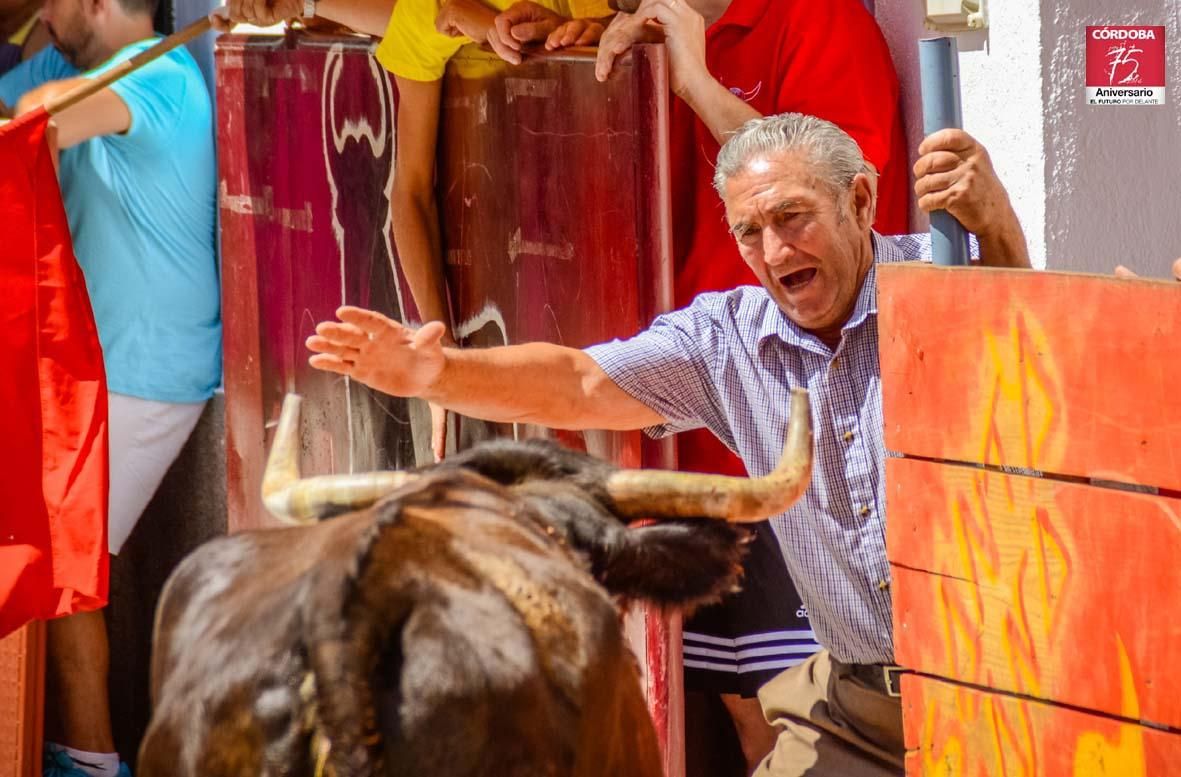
[
  {"xmin": 878, "ymin": 264, "xmax": 1181, "ymax": 491},
  {"xmin": 0, "ymin": 622, "xmax": 44, "ymax": 777},
  {"xmin": 440, "ymin": 46, "xmax": 684, "ymax": 775},
  {"xmin": 902, "ymin": 674, "xmax": 1181, "ymax": 776},
  {"xmin": 888, "ymin": 457, "xmax": 1181, "ymax": 728},
  {"xmin": 217, "ymin": 33, "xmax": 422, "ymax": 532}
]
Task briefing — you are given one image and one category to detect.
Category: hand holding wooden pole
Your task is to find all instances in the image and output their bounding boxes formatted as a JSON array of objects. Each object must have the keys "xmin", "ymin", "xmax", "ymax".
[{"xmin": 918, "ymin": 37, "xmax": 971, "ymax": 267}]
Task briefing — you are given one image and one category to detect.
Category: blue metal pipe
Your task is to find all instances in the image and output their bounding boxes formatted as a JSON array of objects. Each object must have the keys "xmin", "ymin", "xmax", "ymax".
[{"xmin": 918, "ymin": 37, "xmax": 971, "ymax": 266}]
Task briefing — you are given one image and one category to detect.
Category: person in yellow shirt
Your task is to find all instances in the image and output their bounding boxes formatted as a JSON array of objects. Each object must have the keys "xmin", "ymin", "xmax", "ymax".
[{"xmin": 217, "ymin": 0, "xmax": 608, "ymax": 458}]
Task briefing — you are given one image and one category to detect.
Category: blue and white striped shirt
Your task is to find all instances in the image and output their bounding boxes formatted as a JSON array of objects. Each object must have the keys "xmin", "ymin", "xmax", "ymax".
[{"xmin": 587, "ymin": 232, "xmax": 950, "ymax": 664}]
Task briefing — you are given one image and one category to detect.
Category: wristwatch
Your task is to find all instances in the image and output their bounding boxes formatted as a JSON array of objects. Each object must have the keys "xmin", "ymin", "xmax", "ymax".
[{"xmin": 302, "ymin": 0, "xmax": 316, "ymax": 18}]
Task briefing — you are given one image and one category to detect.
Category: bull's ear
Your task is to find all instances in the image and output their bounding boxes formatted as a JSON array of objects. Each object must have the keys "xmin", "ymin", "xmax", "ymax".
[
  {"xmin": 514, "ymin": 482, "xmax": 751, "ymax": 611},
  {"xmin": 594, "ymin": 520, "xmax": 750, "ymax": 612}
]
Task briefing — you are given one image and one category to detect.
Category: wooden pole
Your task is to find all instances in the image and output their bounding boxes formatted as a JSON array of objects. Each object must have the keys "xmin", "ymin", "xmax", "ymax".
[{"xmin": 44, "ymin": 15, "xmax": 213, "ymax": 116}]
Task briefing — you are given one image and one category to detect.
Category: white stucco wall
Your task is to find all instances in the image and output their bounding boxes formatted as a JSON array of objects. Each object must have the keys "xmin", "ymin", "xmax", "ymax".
[
  {"xmin": 877, "ymin": 0, "xmax": 1181, "ymax": 276},
  {"xmin": 1042, "ymin": 0, "xmax": 1181, "ymax": 277},
  {"xmin": 876, "ymin": 0, "xmax": 1048, "ymax": 268}
]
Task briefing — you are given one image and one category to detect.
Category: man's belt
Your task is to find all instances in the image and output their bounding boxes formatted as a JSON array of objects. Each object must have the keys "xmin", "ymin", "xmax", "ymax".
[{"xmin": 837, "ymin": 661, "xmax": 909, "ymax": 698}]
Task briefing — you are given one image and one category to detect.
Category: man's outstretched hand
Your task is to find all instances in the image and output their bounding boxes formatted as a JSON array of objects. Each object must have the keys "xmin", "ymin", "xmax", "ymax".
[{"xmin": 307, "ymin": 307, "xmax": 448, "ymax": 399}]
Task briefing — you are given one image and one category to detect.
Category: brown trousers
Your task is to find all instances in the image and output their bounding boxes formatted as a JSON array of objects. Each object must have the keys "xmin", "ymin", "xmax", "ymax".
[{"xmin": 752, "ymin": 650, "xmax": 905, "ymax": 777}]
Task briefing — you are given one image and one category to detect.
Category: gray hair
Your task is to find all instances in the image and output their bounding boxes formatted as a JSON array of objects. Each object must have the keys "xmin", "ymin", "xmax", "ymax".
[{"xmin": 712, "ymin": 113, "xmax": 869, "ymax": 200}]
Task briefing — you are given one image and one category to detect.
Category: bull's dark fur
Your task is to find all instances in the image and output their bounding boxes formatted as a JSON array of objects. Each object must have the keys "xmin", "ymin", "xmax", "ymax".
[{"xmin": 140, "ymin": 439, "xmax": 750, "ymax": 777}]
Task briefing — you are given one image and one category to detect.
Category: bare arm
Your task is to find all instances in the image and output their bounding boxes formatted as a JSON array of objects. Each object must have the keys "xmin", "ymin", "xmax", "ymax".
[
  {"xmin": 313, "ymin": 0, "xmax": 395, "ymax": 35},
  {"xmin": 677, "ymin": 74, "xmax": 759, "ymax": 145},
  {"xmin": 431, "ymin": 343, "xmax": 663, "ymax": 428},
  {"xmin": 14, "ymin": 79, "xmax": 131, "ymax": 148},
  {"xmin": 914, "ymin": 129, "xmax": 1031, "ymax": 269},
  {"xmin": 595, "ymin": 0, "xmax": 758, "ymax": 143},
  {"xmin": 390, "ymin": 75, "xmax": 455, "ymax": 341},
  {"xmin": 306, "ymin": 308, "xmax": 664, "ymax": 429},
  {"xmin": 217, "ymin": 0, "xmax": 393, "ymax": 35}
]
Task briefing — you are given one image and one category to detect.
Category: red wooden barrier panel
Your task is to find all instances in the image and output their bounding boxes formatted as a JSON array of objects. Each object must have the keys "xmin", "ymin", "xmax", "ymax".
[
  {"xmin": 879, "ymin": 265, "xmax": 1181, "ymax": 492},
  {"xmin": 439, "ymin": 45, "xmax": 682, "ymax": 775},
  {"xmin": 902, "ymin": 674, "xmax": 1181, "ymax": 775},
  {"xmin": 878, "ymin": 264, "xmax": 1181, "ymax": 775},
  {"xmin": 0, "ymin": 623, "xmax": 44, "ymax": 777},
  {"xmin": 889, "ymin": 458, "xmax": 1181, "ymax": 728},
  {"xmin": 216, "ymin": 31, "xmax": 423, "ymax": 534}
]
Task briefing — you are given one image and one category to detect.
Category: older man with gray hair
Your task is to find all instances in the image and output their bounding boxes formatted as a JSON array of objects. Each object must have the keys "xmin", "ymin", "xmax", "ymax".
[{"xmin": 305, "ymin": 112, "xmax": 1030, "ymax": 775}]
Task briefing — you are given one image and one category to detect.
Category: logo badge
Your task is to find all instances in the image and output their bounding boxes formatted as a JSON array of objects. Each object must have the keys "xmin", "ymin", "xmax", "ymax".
[
  {"xmin": 726, "ymin": 81, "xmax": 763, "ymax": 103},
  {"xmin": 1086, "ymin": 26, "xmax": 1166, "ymax": 105}
]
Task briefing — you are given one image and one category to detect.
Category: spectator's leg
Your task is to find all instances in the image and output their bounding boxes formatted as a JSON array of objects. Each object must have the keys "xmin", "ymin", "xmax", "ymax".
[
  {"xmin": 44, "ymin": 394, "xmax": 206, "ymax": 775},
  {"xmin": 753, "ymin": 651, "xmax": 904, "ymax": 777},
  {"xmin": 46, "ymin": 610, "xmax": 115, "ymax": 753}
]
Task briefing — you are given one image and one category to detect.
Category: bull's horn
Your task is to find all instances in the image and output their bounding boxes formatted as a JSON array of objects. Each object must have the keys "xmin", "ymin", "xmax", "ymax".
[
  {"xmin": 261, "ymin": 394, "xmax": 416, "ymax": 524},
  {"xmin": 604, "ymin": 388, "xmax": 813, "ymax": 523}
]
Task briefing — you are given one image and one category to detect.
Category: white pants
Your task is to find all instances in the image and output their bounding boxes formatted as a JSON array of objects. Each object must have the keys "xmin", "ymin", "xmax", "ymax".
[{"xmin": 108, "ymin": 393, "xmax": 206, "ymax": 554}]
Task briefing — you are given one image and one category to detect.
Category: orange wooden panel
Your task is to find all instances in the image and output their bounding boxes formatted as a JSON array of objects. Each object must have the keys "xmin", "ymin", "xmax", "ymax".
[
  {"xmin": 888, "ymin": 457, "xmax": 1181, "ymax": 728},
  {"xmin": 878, "ymin": 264, "xmax": 1181, "ymax": 491},
  {"xmin": 0, "ymin": 622, "xmax": 44, "ymax": 777},
  {"xmin": 902, "ymin": 674, "xmax": 1181, "ymax": 776}
]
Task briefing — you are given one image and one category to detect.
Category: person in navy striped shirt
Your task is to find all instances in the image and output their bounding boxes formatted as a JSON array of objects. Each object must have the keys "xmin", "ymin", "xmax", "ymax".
[{"xmin": 307, "ymin": 113, "xmax": 1030, "ymax": 776}]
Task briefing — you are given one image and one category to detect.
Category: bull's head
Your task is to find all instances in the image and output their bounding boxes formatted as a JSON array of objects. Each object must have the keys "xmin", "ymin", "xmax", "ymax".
[
  {"xmin": 142, "ymin": 392, "xmax": 814, "ymax": 777},
  {"xmin": 262, "ymin": 389, "xmax": 813, "ymax": 525}
]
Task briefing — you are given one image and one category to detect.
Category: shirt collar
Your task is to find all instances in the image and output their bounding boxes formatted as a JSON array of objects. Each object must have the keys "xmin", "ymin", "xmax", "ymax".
[{"xmin": 756, "ymin": 230, "xmax": 891, "ymax": 349}]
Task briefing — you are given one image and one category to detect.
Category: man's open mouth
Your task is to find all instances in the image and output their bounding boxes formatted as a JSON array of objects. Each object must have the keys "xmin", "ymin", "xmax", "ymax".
[{"xmin": 779, "ymin": 268, "xmax": 818, "ymax": 291}]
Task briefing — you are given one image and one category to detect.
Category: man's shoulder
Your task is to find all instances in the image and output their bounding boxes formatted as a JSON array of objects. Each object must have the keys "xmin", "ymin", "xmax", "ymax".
[
  {"xmin": 874, "ymin": 231, "xmax": 919, "ymax": 263},
  {"xmin": 683, "ymin": 286, "xmax": 776, "ymax": 320},
  {"xmin": 874, "ymin": 231, "xmax": 981, "ymax": 263},
  {"xmin": 109, "ymin": 39, "xmax": 205, "ymax": 92},
  {"xmin": 89, "ymin": 38, "xmax": 199, "ymax": 84},
  {"xmin": 98, "ymin": 39, "xmax": 211, "ymax": 144},
  {"xmin": 758, "ymin": 0, "xmax": 883, "ymax": 30},
  {"xmin": 669, "ymin": 286, "xmax": 782, "ymax": 343}
]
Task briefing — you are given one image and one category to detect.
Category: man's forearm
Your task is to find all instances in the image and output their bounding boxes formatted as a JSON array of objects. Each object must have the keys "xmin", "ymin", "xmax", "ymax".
[
  {"xmin": 977, "ymin": 206, "xmax": 1031, "ymax": 268},
  {"xmin": 680, "ymin": 74, "xmax": 760, "ymax": 144},
  {"xmin": 424, "ymin": 343, "xmax": 663, "ymax": 431},
  {"xmin": 392, "ymin": 189, "xmax": 454, "ymax": 339},
  {"xmin": 314, "ymin": 0, "xmax": 393, "ymax": 36}
]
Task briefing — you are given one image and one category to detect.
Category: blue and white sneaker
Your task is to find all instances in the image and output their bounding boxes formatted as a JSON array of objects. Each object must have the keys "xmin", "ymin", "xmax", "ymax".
[{"xmin": 43, "ymin": 747, "xmax": 131, "ymax": 777}]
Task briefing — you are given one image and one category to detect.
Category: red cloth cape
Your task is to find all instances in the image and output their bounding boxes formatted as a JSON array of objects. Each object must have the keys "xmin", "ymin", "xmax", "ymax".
[{"xmin": 0, "ymin": 109, "xmax": 109, "ymax": 639}]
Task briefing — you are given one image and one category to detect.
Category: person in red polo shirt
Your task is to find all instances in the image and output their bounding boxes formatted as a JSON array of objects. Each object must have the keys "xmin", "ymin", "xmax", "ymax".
[{"xmin": 492, "ymin": 0, "xmax": 908, "ymax": 768}]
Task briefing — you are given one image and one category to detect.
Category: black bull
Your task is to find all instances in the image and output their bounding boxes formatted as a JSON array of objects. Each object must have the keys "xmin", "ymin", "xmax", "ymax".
[{"xmin": 139, "ymin": 392, "xmax": 812, "ymax": 777}]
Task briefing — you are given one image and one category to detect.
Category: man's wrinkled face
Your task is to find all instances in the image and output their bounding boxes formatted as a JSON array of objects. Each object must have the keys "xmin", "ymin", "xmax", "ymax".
[
  {"xmin": 723, "ymin": 150, "xmax": 873, "ymax": 337},
  {"xmin": 41, "ymin": 0, "xmax": 94, "ymax": 68}
]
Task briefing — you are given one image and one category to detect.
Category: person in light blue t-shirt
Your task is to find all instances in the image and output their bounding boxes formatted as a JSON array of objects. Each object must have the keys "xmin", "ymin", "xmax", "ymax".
[{"xmin": 0, "ymin": 0, "xmax": 217, "ymax": 773}]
